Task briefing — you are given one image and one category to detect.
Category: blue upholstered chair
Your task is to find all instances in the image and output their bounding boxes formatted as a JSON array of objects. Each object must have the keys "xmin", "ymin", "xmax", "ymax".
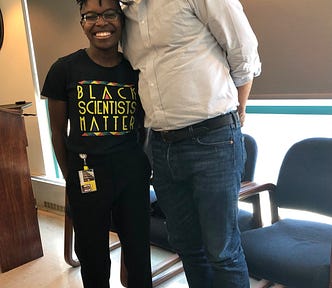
[
  {"xmin": 237, "ymin": 133, "xmax": 262, "ymax": 231},
  {"xmin": 240, "ymin": 138, "xmax": 332, "ymax": 288}
]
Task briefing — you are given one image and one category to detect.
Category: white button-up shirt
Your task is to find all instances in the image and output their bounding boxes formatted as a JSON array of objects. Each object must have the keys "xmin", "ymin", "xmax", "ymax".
[{"xmin": 122, "ymin": 0, "xmax": 261, "ymax": 131}]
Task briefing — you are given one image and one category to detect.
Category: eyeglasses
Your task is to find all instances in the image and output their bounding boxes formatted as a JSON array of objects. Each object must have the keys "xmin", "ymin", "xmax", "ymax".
[
  {"xmin": 119, "ymin": 0, "xmax": 136, "ymax": 4},
  {"xmin": 81, "ymin": 9, "xmax": 122, "ymax": 24}
]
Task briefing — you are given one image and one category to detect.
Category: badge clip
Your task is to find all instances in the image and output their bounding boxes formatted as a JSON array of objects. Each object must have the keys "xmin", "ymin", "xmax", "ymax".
[{"xmin": 78, "ymin": 154, "xmax": 97, "ymax": 193}]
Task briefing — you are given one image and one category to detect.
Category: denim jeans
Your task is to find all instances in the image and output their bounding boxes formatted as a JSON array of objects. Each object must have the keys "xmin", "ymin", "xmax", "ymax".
[{"xmin": 151, "ymin": 122, "xmax": 249, "ymax": 288}]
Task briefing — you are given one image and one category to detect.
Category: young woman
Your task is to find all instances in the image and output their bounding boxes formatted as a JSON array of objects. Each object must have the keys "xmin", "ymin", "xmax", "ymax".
[{"xmin": 41, "ymin": 1, "xmax": 152, "ymax": 287}]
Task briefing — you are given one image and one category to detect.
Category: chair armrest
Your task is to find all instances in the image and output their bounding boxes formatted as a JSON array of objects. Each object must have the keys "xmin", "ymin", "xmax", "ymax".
[
  {"xmin": 239, "ymin": 182, "xmax": 278, "ymax": 224},
  {"xmin": 239, "ymin": 182, "xmax": 276, "ymax": 201}
]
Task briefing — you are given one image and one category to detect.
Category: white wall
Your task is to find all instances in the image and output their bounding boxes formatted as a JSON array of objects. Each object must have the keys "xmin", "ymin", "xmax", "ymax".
[
  {"xmin": 242, "ymin": 102, "xmax": 332, "ymax": 183},
  {"xmin": 0, "ymin": 0, "xmax": 44, "ymax": 175},
  {"xmin": 27, "ymin": 0, "xmax": 87, "ymax": 91}
]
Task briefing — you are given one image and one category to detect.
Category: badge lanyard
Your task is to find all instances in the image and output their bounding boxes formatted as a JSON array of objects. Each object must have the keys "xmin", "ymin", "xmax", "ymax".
[{"xmin": 78, "ymin": 154, "xmax": 97, "ymax": 193}]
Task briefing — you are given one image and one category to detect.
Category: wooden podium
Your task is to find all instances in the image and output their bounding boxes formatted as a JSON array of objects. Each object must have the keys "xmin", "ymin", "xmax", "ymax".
[{"xmin": 0, "ymin": 106, "xmax": 43, "ymax": 272}]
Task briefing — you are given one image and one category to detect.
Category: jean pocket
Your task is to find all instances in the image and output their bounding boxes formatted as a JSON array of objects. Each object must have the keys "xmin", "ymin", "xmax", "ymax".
[{"xmin": 196, "ymin": 126, "xmax": 234, "ymax": 146}]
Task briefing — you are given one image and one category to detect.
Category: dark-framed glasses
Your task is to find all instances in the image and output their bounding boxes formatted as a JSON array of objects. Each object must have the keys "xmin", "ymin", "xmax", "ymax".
[
  {"xmin": 119, "ymin": 0, "xmax": 136, "ymax": 5},
  {"xmin": 81, "ymin": 9, "xmax": 122, "ymax": 24}
]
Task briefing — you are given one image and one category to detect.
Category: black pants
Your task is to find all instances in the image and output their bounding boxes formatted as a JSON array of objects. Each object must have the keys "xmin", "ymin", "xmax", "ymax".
[{"xmin": 66, "ymin": 145, "xmax": 152, "ymax": 288}]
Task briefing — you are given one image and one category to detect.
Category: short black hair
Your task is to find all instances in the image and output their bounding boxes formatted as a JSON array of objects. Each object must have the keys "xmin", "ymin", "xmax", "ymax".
[
  {"xmin": 76, "ymin": 0, "xmax": 93, "ymax": 11},
  {"xmin": 76, "ymin": 0, "xmax": 121, "ymax": 11}
]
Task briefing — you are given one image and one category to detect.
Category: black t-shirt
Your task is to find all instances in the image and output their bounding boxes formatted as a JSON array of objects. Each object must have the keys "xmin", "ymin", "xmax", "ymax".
[{"xmin": 42, "ymin": 49, "xmax": 143, "ymax": 154}]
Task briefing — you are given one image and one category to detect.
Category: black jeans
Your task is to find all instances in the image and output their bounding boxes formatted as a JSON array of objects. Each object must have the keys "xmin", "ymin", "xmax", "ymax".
[{"xmin": 66, "ymin": 145, "xmax": 152, "ymax": 288}]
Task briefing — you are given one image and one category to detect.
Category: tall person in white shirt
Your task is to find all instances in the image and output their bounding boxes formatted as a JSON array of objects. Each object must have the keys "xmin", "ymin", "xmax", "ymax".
[{"xmin": 121, "ymin": 1, "xmax": 261, "ymax": 287}]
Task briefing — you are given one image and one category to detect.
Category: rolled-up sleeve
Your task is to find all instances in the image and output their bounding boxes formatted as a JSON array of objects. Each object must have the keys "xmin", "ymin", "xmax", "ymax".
[{"xmin": 191, "ymin": 0, "xmax": 261, "ymax": 86}]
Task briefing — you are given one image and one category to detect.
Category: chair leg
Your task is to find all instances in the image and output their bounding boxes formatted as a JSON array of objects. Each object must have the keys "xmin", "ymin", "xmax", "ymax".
[
  {"xmin": 64, "ymin": 214, "xmax": 121, "ymax": 267},
  {"xmin": 329, "ymin": 245, "xmax": 332, "ymax": 288},
  {"xmin": 120, "ymin": 249, "xmax": 128, "ymax": 287},
  {"xmin": 152, "ymin": 266, "xmax": 184, "ymax": 287},
  {"xmin": 109, "ymin": 239, "xmax": 121, "ymax": 251},
  {"xmin": 151, "ymin": 254, "xmax": 184, "ymax": 287},
  {"xmin": 119, "ymin": 251, "xmax": 183, "ymax": 287},
  {"xmin": 64, "ymin": 208, "xmax": 80, "ymax": 267},
  {"xmin": 256, "ymin": 279, "xmax": 273, "ymax": 288},
  {"xmin": 64, "ymin": 210, "xmax": 184, "ymax": 286},
  {"xmin": 152, "ymin": 253, "xmax": 182, "ymax": 277}
]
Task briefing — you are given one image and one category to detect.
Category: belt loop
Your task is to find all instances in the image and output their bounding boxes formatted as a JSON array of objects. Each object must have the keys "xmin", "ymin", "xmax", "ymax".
[
  {"xmin": 188, "ymin": 125, "xmax": 194, "ymax": 139},
  {"xmin": 231, "ymin": 111, "xmax": 241, "ymax": 128}
]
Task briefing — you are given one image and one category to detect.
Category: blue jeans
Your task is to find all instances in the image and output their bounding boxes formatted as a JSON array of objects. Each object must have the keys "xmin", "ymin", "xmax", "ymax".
[{"xmin": 151, "ymin": 122, "xmax": 249, "ymax": 288}]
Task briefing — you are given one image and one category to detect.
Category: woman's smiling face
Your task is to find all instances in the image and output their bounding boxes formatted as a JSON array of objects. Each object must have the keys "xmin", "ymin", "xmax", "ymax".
[{"xmin": 80, "ymin": 0, "xmax": 123, "ymax": 52}]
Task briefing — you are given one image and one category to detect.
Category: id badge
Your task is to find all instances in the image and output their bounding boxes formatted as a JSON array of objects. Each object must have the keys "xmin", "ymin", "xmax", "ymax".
[{"xmin": 78, "ymin": 168, "xmax": 97, "ymax": 193}]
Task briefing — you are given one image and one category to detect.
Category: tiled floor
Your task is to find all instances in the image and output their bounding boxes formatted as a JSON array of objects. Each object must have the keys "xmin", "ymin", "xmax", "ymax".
[{"xmin": 0, "ymin": 209, "xmax": 277, "ymax": 288}]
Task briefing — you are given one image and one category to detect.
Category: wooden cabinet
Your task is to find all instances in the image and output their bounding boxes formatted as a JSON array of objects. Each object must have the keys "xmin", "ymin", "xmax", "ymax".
[{"xmin": 0, "ymin": 107, "xmax": 43, "ymax": 272}]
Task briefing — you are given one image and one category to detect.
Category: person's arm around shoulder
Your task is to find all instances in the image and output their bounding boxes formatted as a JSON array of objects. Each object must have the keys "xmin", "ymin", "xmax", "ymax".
[{"xmin": 48, "ymin": 98, "xmax": 69, "ymax": 180}]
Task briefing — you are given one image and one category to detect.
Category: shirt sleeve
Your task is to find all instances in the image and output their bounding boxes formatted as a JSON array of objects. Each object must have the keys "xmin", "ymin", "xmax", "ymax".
[
  {"xmin": 189, "ymin": 0, "xmax": 261, "ymax": 86},
  {"xmin": 41, "ymin": 59, "xmax": 68, "ymax": 101}
]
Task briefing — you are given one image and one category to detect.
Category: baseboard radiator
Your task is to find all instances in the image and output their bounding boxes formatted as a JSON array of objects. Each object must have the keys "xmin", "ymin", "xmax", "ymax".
[{"xmin": 31, "ymin": 176, "xmax": 66, "ymax": 215}]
